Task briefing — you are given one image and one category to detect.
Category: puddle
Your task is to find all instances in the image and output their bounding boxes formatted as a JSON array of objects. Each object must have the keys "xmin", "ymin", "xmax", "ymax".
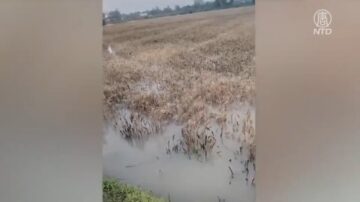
[{"xmin": 103, "ymin": 104, "xmax": 255, "ymax": 202}]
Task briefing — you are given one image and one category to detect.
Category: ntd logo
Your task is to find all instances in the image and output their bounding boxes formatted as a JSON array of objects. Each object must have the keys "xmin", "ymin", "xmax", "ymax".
[{"xmin": 313, "ymin": 9, "xmax": 332, "ymax": 36}]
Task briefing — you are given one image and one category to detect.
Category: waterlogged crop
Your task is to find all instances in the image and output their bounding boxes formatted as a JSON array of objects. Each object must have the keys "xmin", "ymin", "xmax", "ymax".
[
  {"xmin": 103, "ymin": 7, "xmax": 256, "ymax": 201},
  {"xmin": 103, "ymin": 8, "xmax": 255, "ymax": 156}
]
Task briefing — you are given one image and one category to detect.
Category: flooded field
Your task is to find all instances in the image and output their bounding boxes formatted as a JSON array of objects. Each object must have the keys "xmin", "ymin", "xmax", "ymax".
[{"xmin": 103, "ymin": 6, "xmax": 255, "ymax": 202}]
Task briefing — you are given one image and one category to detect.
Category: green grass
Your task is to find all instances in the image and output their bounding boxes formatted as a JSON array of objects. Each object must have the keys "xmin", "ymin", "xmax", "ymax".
[{"xmin": 103, "ymin": 179, "xmax": 167, "ymax": 202}]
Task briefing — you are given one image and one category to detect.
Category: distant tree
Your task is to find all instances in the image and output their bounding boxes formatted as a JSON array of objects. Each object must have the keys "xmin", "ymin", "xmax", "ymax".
[
  {"xmin": 149, "ymin": 7, "xmax": 161, "ymax": 16},
  {"xmin": 163, "ymin": 6, "xmax": 172, "ymax": 13},
  {"xmin": 175, "ymin": 5, "xmax": 181, "ymax": 11},
  {"xmin": 215, "ymin": 0, "xmax": 234, "ymax": 8},
  {"xmin": 108, "ymin": 9, "xmax": 122, "ymax": 23},
  {"xmin": 194, "ymin": 0, "xmax": 204, "ymax": 6},
  {"xmin": 126, "ymin": 12, "xmax": 142, "ymax": 20},
  {"xmin": 182, "ymin": 5, "xmax": 193, "ymax": 14}
]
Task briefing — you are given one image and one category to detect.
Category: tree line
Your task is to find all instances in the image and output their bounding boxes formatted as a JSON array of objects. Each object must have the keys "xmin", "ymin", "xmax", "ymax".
[{"xmin": 103, "ymin": 0, "xmax": 255, "ymax": 25}]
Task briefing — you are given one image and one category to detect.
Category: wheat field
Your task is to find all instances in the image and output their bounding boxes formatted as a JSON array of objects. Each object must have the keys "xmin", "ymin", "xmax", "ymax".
[
  {"xmin": 104, "ymin": 6, "xmax": 255, "ymax": 165},
  {"xmin": 103, "ymin": 6, "xmax": 255, "ymax": 201}
]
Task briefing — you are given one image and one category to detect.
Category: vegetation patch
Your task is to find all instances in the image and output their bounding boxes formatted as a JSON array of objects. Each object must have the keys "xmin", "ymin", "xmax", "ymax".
[{"xmin": 103, "ymin": 179, "xmax": 167, "ymax": 202}]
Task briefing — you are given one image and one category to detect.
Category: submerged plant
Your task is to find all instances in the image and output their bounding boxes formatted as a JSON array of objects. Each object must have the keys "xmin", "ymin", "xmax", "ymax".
[{"xmin": 103, "ymin": 7, "xmax": 256, "ymax": 166}]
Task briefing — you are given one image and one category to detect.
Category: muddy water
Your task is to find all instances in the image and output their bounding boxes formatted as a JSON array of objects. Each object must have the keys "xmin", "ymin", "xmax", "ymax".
[{"xmin": 103, "ymin": 105, "xmax": 255, "ymax": 202}]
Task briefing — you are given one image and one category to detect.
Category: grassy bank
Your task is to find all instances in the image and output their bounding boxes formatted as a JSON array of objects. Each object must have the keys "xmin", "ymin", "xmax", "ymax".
[{"xmin": 103, "ymin": 179, "xmax": 167, "ymax": 202}]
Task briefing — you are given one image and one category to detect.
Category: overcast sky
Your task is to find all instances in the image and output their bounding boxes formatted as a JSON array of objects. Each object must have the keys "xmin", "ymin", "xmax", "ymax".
[{"xmin": 103, "ymin": 0, "xmax": 199, "ymax": 13}]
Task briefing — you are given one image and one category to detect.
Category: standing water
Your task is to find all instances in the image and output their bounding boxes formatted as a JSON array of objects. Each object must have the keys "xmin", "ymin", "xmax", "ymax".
[{"xmin": 103, "ymin": 104, "xmax": 255, "ymax": 202}]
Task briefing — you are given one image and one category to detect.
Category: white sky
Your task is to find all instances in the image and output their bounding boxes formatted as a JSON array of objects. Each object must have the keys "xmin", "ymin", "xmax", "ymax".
[{"xmin": 103, "ymin": 0, "xmax": 208, "ymax": 13}]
